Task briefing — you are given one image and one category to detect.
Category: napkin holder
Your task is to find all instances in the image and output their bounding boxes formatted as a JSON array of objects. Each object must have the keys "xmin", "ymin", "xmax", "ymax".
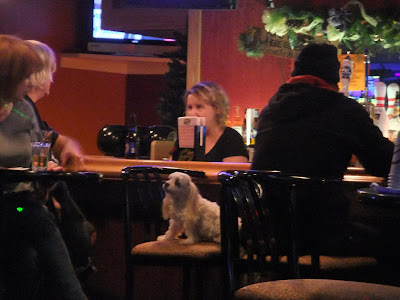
[{"xmin": 177, "ymin": 116, "xmax": 206, "ymax": 161}]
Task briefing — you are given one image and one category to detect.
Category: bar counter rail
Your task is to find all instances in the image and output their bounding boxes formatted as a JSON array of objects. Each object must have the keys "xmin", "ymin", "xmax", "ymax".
[{"xmin": 72, "ymin": 155, "xmax": 384, "ymax": 184}]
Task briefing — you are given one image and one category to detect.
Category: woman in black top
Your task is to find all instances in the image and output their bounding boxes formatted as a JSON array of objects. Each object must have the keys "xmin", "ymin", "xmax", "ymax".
[{"xmin": 171, "ymin": 81, "xmax": 248, "ymax": 162}]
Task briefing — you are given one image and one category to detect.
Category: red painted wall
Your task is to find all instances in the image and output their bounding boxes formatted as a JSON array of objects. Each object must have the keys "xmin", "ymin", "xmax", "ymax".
[
  {"xmin": 42, "ymin": 68, "xmax": 127, "ymax": 155},
  {"xmin": 0, "ymin": 1, "xmax": 77, "ymax": 50},
  {"xmin": 125, "ymin": 75, "xmax": 166, "ymax": 125},
  {"xmin": 201, "ymin": 0, "xmax": 293, "ymax": 124}
]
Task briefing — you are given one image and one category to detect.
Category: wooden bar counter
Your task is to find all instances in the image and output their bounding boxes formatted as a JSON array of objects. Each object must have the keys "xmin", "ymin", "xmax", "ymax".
[
  {"xmin": 70, "ymin": 155, "xmax": 387, "ymax": 299},
  {"xmin": 76, "ymin": 155, "xmax": 383, "ymax": 183}
]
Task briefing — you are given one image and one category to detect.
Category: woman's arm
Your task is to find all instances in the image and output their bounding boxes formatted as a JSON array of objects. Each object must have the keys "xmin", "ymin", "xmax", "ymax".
[
  {"xmin": 220, "ymin": 127, "xmax": 249, "ymax": 163},
  {"xmin": 52, "ymin": 135, "xmax": 85, "ymax": 170},
  {"xmin": 222, "ymin": 155, "xmax": 248, "ymax": 163}
]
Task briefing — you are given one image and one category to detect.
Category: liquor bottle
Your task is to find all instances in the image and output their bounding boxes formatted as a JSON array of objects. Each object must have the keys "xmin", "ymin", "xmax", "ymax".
[
  {"xmin": 363, "ymin": 96, "xmax": 375, "ymax": 121},
  {"xmin": 245, "ymin": 108, "xmax": 251, "ymax": 146},
  {"xmin": 225, "ymin": 114, "xmax": 231, "ymax": 127},
  {"xmin": 242, "ymin": 115, "xmax": 246, "ymax": 145},
  {"xmin": 362, "ymin": 49, "xmax": 375, "ymax": 120},
  {"xmin": 232, "ymin": 105, "xmax": 243, "ymax": 136},
  {"xmin": 340, "ymin": 51, "xmax": 353, "ymax": 97},
  {"xmin": 125, "ymin": 113, "xmax": 138, "ymax": 158},
  {"xmin": 245, "ymin": 108, "xmax": 258, "ymax": 146},
  {"xmin": 250, "ymin": 116, "xmax": 259, "ymax": 146}
]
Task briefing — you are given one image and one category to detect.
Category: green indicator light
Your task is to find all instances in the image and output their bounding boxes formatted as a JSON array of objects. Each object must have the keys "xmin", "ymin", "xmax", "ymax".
[{"xmin": 16, "ymin": 207, "xmax": 23, "ymax": 212}]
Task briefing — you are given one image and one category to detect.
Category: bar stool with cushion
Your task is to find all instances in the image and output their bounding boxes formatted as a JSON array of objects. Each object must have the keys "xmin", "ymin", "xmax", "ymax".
[
  {"xmin": 121, "ymin": 166, "xmax": 222, "ymax": 300},
  {"xmin": 234, "ymin": 279, "xmax": 400, "ymax": 300},
  {"xmin": 218, "ymin": 170, "xmax": 379, "ymax": 300}
]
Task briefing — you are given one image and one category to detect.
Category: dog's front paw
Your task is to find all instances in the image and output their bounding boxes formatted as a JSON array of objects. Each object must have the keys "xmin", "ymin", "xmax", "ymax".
[
  {"xmin": 213, "ymin": 236, "xmax": 221, "ymax": 243},
  {"xmin": 157, "ymin": 235, "xmax": 166, "ymax": 241},
  {"xmin": 157, "ymin": 234, "xmax": 177, "ymax": 241},
  {"xmin": 179, "ymin": 238, "xmax": 196, "ymax": 245}
]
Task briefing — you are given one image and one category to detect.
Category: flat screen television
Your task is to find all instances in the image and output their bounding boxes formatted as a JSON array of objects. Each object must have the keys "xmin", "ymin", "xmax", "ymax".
[{"xmin": 77, "ymin": 0, "xmax": 178, "ymax": 56}]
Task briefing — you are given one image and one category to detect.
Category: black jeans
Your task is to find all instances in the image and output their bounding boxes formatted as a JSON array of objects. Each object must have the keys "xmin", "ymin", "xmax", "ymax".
[
  {"xmin": 0, "ymin": 191, "xmax": 87, "ymax": 299},
  {"xmin": 48, "ymin": 181, "xmax": 95, "ymax": 270}
]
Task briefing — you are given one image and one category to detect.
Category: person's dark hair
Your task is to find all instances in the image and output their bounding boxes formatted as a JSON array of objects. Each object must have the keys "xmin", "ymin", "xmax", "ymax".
[
  {"xmin": 291, "ymin": 43, "xmax": 340, "ymax": 85},
  {"xmin": 0, "ymin": 35, "xmax": 41, "ymax": 104}
]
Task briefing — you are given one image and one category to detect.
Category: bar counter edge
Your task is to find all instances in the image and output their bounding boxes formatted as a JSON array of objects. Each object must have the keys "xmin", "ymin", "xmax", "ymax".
[{"xmin": 74, "ymin": 155, "xmax": 382, "ymax": 184}]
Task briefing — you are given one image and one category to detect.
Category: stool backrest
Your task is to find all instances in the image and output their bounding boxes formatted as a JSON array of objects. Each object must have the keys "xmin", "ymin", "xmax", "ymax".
[
  {"xmin": 218, "ymin": 170, "xmax": 342, "ymax": 298},
  {"xmin": 121, "ymin": 165, "xmax": 206, "ymax": 288},
  {"xmin": 121, "ymin": 165, "xmax": 206, "ymax": 240}
]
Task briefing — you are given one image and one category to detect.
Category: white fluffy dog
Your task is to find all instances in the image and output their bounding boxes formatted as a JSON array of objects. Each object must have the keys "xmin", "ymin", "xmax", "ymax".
[{"xmin": 157, "ymin": 172, "xmax": 221, "ymax": 244}]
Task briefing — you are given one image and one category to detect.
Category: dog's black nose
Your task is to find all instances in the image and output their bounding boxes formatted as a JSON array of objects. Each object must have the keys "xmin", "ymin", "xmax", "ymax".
[{"xmin": 164, "ymin": 182, "xmax": 169, "ymax": 188}]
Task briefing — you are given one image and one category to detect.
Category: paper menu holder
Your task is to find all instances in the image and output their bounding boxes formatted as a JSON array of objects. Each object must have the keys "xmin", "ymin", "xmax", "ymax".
[{"xmin": 178, "ymin": 116, "xmax": 206, "ymax": 160}]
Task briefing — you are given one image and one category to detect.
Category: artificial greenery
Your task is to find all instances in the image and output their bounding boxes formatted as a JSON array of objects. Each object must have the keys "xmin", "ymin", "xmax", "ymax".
[
  {"xmin": 157, "ymin": 31, "xmax": 187, "ymax": 127},
  {"xmin": 239, "ymin": 0, "xmax": 400, "ymax": 58}
]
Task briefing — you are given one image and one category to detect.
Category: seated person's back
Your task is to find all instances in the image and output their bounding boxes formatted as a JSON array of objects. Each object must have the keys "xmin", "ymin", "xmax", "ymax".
[{"xmin": 252, "ymin": 43, "xmax": 394, "ymax": 258}]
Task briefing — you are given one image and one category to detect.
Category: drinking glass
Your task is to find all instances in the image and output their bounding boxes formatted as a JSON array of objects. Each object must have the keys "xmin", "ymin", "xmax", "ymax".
[{"xmin": 30, "ymin": 130, "xmax": 52, "ymax": 171}]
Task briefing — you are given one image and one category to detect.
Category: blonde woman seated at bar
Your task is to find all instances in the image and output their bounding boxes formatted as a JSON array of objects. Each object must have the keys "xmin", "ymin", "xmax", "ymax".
[
  {"xmin": 171, "ymin": 81, "xmax": 248, "ymax": 162},
  {"xmin": 24, "ymin": 39, "xmax": 96, "ymax": 281},
  {"xmin": 24, "ymin": 39, "xmax": 84, "ymax": 170}
]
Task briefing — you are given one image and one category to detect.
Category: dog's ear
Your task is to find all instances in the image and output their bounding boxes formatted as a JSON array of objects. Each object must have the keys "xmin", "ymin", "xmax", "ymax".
[
  {"xmin": 162, "ymin": 195, "xmax": 173, "ymax": 220},
  {"xmin": 185, "ymin": 181, "xmax": 199, "ymax": 220}
]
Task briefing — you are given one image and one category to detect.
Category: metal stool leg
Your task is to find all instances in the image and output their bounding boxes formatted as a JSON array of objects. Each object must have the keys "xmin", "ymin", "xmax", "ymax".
[
  {"xmin": 195, "ymin": 263, "xmax": 204, "ymax": 300},
  {"xmin": 124, "ymin": 182, "xmax": 133, "ymax": 300},
  {"xmin": 182, "ymin": 265, "xmax": 191, "ymax": 300}
]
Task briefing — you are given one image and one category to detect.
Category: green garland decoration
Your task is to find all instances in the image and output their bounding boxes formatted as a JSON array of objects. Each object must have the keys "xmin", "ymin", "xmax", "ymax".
[{"xmin": 238, "ymin": 0, "xmax": 400, "ymax": 58}]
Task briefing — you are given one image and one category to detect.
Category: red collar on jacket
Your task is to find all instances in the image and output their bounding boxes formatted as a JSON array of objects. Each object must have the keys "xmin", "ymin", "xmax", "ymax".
[{"xmin": 287, "ymin": 75, "xmax": 338, "ymax": 92}]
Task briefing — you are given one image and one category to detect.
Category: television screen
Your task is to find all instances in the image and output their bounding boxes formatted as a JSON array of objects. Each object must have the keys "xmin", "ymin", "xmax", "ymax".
[
  {"xmin": 116, "ymin": 0, "xmax": 237, "ymax": 9},
  {"xmin": 81, "ymin": 0, "xmax": 178, "ymax": 56}
]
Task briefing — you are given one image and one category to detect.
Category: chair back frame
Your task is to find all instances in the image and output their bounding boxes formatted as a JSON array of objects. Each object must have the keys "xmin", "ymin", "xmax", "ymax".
[
  {"xmin": 218, "ymin": 170, "xmax": 342, "ymax": 299},
  {"xmin": 121, "ymin": 166, "xmax": 205, "ymax": 300}
]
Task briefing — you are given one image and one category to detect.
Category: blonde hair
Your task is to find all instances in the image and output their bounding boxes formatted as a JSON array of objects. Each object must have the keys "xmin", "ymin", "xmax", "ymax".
[
  {"xmin": 0, "ymin": 35, "xmax": 41, "ymax": 104},
  {"xmin": 184, "ymin": 81, "xmax": 229, "ymax": 128},
  {"xmin": 25, "ymin": 40, "xmax": 57, "ymax": 90}
]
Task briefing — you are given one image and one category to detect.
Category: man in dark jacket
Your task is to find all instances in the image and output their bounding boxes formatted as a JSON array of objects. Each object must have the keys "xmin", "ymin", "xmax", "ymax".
[{"xmin": 252, "ymin": 43, "xmax": 394, "ymax": 258}]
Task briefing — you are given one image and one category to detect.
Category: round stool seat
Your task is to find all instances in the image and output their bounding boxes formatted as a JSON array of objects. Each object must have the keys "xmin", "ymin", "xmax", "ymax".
[{"xmin": 234, "ymin": 279, "xmax": 400, "ymax": 300}]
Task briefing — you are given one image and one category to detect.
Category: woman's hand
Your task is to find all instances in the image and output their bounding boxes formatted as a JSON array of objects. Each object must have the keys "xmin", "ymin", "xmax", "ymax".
[
  {"xmin": 52, "ymin": 135, "xmax": 85, "ymax": 171},
  {"xmin": 47, "ymin": 161, "xmax": 64, "ymax": 172}
]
